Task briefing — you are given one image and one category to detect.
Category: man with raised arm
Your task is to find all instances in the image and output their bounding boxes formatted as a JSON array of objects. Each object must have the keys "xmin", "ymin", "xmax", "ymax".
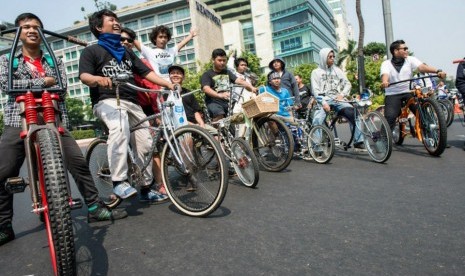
[
  {"xmin": 0, "ymin": 13, "xmax": 127, "ymax": 246},
  {"xmin": 79, "ymin": 9, "xmax": 177, "ymax": 203}
]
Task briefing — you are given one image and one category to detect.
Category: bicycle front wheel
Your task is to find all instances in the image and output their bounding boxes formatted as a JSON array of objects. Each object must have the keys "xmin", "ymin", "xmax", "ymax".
[
  {"xmin": 86, "ymin": 139, "xmax": 121, "ymax": 209},
  {"xmin": 161, "ymin": 125, "xmax": 228, "ymax": 217},
  {"xmin": 362, "ymin": 111, "xmax": 393, "ymax": 163},
  {"xmin": 37, "ymin": 129, "xmax": 75, "ymax": 276},
  {"xmin": 420, "ymin": 98, "xmax": 447, "ymax": 156},
  {"xmin": 231, "ymin": 137, "xmax": 260, "ymax": 188},
  {"xmin": 251, "ymin": 116, "xmax": 294, "ymax": 172},
  {"xmin": 307, "ymin": 125, "xmax": 335, "ymax": 164}
]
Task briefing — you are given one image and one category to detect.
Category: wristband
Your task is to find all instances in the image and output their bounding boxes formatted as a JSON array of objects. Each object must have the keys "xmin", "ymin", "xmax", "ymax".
[{"xmin": 436, "ymin": 69, "xmax": 443, "ymax": 74}]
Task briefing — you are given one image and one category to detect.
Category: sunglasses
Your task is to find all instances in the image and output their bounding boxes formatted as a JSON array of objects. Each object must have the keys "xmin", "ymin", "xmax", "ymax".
[
  {"xmin": 120, "ymin": 37, "xmax": 134, "ymax": 43},
  {"xmin": 328, "ymin": 55, "xmax": 335, "ymax": 59},
  {"xmin": 397, "ymin": 47, "xmax": 408, "ymax": 51}
]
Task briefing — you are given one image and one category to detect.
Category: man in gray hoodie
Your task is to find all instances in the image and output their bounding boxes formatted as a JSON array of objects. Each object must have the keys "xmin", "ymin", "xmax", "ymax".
[
  {"xmin": 269, "ymin": 57, "xmax": 301, "ymax": 107},
  {"xmin": 311, "ymin": 48, "xmax": 364, "ymax": 149}
]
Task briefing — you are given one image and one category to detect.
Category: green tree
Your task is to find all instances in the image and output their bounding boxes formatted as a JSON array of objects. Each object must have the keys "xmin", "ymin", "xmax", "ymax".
[
  {"xmin": 65, "ymin": 98, "xmax": 86, "ymax": 129},
  {"xmin": 364, "ymin": 42, "xmax": 386, "ymax": 57},
  {"xmin": 293, "ymin": 63, "xmax": 318, "ymax": 85},
  {"xmin": 337, "ymin": 39, "xmax": 357, "ymax": 67}
]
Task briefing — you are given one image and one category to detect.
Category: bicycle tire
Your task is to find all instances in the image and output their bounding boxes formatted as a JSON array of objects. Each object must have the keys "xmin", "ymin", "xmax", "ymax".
[
  {"xmin": 251, "ymin": 116, "xmax": 294, "ymax": 172},
  {"xmin": 329, "ymin": 113, "xmax": 354, "ymax": 151},
  {"xmin": 36, "ymin": 129, "xmax": 76, "ymax": 276},
  {"xmin": 419, "ymin": 98, "xmax": 447, "ymax": 156},
  {"xmin": 438, "ymin": 99, "xmax": 454, "ymax": 127},
  {"xmin": 231, "ymin": 137, "xmax": 260, "ymax": 188},
  {"xmin": 86, "ymin": 139, "xmax": 121, "ymax": 209},
  {"xmin": 392, "ymin": 120, "xmax": 405, "ymax": 145},
  {"xmin": 436, "ymin": 100, "xmax": 451, "ymax": 128},
  {"xmin": 307, "ymin": 124, "xmax": 335, "ymax": 164},
  {"xmin": 161, "ymin": 125, "xmax": 228, "ymax": 217},
  {"xmin": 362, "ymin": 111, "xmax": 393, "ymax": 163}
]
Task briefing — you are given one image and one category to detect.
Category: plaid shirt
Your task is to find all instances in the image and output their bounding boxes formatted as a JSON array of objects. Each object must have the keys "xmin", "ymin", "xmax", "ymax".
[{"xmin": 0, "ymin": 50, "xmax": 69, "ymax": 128}]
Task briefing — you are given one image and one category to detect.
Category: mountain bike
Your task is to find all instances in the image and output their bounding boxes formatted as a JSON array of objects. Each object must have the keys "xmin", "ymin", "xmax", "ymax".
[
  {"xmin": 325, "ymin": 89, "xmax": 393, "ymax": 163},
  {"xmin": 86, "ymin": 75, "xmax": 228, "ymax": 217},
  {"xmin": 389, "ymin": 75, "xmax": 447, "ymax": 156},
  {"xmin": 1, "ymin": 26, "xmax": 87, "ymax": 276},
  {"xmin": 280, "ymin": 92, "xmax": 335, "ymax": 164}
]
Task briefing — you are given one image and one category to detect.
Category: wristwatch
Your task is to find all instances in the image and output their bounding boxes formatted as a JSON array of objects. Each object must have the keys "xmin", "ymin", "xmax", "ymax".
[{"xmin": 436, "ymin": 69, "xmax": 443, "ymax": 74}]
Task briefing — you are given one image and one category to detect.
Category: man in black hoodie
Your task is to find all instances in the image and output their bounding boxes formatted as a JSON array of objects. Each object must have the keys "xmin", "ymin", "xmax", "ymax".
[
  {"xmin": 269, "ymin": 57, "xmax": 301, "ymax": 108},
  {"xmin": 455, "ymin": 59, "xmax": 465, "ymax": 149}
]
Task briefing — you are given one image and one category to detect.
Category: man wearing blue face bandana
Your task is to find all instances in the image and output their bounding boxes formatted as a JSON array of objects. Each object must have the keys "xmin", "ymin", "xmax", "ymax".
[{"xmin": 79, "ymin": 9, "xmax": 177, "ymax": 203}]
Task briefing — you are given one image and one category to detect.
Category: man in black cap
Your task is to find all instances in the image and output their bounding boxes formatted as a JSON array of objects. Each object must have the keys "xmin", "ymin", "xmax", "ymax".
[{"xmin": 269, "ymin": 56, "xmax": 301, "ymax": 108}]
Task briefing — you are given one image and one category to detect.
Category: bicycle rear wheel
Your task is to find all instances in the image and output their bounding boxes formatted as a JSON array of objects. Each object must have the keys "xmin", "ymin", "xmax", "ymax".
[
  {"xmin": 362, "ymin": 111, "xmax": 392, "ymax": 163},
  {"xmin": 438, "ymin": 99, "xmax": 454, "ymax": 127},
  {"xmin": 420, "ymin": 98, "xmax": 447, "ymax": 156},
  {"xmin": 36, "ymin": 129, "xmax": 75, "ymax": 276},
  {"xmin": 161, "ymin": 125, "xmax": 228, "ymax": 217},
  {"xmin": 328, "ymin": 113, "xmax": 354, "ymax": 151},
  {"xmin": 86, "ymin": 139, "xmax": 121, "ymax": 209},
  {"xmin": 307, "ymin": 125, "xmax": 335, "ymax": 164},
  {"xmin": 251, "ymin": 116, "xmax": 294, "ymax": 172},
  {"xmin": 231, "ymin": 137, "xmax": 260, "ymax": 188}
]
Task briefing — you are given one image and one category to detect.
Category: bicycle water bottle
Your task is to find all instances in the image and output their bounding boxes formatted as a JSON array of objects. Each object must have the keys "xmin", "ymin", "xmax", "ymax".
[{"xmin": 167, "ymin": 91, "xmax": 188, "ymax": 129}]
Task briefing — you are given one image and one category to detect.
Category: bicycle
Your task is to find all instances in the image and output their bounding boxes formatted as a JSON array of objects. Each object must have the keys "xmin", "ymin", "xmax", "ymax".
[
  {"xmin": 1, "ymin": 26, "xmax": 87, "ymax": 275},
  {"xmin": 206, "ymin": 88, "xmax": 260, "ymax": 188},
  {"xmin": 280, "ymin": 92, "xmax": 335, "ymax": 164},
  {"xmin": 86, "ymin": 75, "xmax": 228, "ymax": 217},
  {"xmin": 389, "ymin": 75, "xmax": 447, "ymax": 156},
  {"xmin": 229, "ymin": 86, "xmax": 295, "ymax": 172},
  {"xmin": 324, "ymin": 90, "xmax": 393, "ymax": 163}
]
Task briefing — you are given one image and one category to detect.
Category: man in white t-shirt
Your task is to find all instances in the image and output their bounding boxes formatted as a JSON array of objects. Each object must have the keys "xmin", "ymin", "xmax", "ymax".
[
  {"xmin": 134, "ymin": 25, "xmax": 197, "ymax": 81},
  {"xmin": 380, "ymin": 39, "xmax": 447, "ymax": 130}
]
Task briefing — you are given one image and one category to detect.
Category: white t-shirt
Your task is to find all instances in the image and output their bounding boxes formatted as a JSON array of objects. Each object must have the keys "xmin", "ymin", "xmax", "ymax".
[
  {"xmin": 380, "ymin": 56, "xmax": 423, "ymax": 96},
  {"xmin": 140, "ymin": 44, "xmax": 178, "ymax": 81}
]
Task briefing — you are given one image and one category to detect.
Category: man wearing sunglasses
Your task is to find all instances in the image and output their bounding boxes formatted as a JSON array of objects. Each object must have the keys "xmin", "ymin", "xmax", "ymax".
[{"xmin": 381, "ymin": 39, "xmax": 447, "ymax": 131}]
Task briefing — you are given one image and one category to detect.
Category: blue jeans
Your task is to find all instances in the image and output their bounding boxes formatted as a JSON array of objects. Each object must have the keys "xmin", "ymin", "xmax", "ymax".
[{"xmin": 312, "ymin": 98, "xmax": 363, "ymax": 143}]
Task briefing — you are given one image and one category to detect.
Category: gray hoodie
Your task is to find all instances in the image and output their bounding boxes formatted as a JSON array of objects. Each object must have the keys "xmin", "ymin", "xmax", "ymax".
[{"xmin": 311, "ymin": 48, "xmax": 351, "ymax": 99}]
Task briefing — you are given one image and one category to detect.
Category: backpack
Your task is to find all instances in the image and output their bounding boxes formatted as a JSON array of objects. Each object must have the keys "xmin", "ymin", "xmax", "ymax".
[{"xmin": 5, "ymin": 53, "xmax": 55, "ymax": 70}]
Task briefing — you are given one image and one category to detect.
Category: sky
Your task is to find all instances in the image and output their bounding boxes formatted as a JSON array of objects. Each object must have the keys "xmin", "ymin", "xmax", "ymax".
[{"xmin": 1, "ymin": 0, "xmax": 464, "ymax": 78}]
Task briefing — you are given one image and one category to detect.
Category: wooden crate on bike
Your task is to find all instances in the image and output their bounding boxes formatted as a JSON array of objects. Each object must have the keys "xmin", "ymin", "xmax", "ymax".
[{"xmin": 242, "ymin": 92, "xmax": 279, "ymax": 118}]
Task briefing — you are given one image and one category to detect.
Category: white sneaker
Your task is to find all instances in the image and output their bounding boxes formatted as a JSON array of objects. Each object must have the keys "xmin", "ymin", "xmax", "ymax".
[{"xmin": 113, "ymin": 181, "xmax": 137, "ymax": 199}]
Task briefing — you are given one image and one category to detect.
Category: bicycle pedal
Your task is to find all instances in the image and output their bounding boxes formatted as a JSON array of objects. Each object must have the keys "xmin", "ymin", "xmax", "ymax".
[
  {"xmin": 5, "ymin": 177, "xmax": 28, "ymax": 194},
  {"xmin": 70, "ymin": 198, "xmax": 83, "ymax": 210}
]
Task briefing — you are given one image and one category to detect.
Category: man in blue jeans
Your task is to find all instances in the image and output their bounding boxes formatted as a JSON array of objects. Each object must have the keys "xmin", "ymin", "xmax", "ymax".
[{"xmin": 311, "ymin": 47, "xmax": 364, "ymax": 149}]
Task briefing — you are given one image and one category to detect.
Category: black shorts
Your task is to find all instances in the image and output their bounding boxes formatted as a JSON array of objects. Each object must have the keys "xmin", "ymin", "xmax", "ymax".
[{"xmin": 207, "ymin": 100, "xmax": 229, "ymax": 118}]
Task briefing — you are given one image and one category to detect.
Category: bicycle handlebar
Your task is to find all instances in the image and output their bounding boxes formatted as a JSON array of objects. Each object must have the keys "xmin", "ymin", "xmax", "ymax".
[
  {"xmin": 115, "ymin": 76, "xmax": 199, "ymax": 98},
  {"xmin": 1, "ymin": 27, "xmax": 87, "ymax": 47},
  {"xmin": 388, "ymin": 74, "xmax": 440, "ymax": 86}
]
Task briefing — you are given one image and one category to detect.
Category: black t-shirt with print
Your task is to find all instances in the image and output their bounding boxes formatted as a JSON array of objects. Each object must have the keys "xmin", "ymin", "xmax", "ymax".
[
  {"xmin": 181, "ymin": 88, "xmax": 202, "ymax": 123},
  {"xmin": 200, "ymin": 68, "xmax": 237, "ymax": 105},
  {"xmin": 79, "ymin": 45, "xmax": 151, "ymax": 107}
]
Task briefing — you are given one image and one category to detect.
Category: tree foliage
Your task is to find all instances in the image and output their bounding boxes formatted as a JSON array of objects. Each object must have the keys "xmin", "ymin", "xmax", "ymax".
[
  {"xmin": 65, "ymin": 97, "xmax": 86, "ymax": 129},
  {"xmin": 293, "ymin": 63, "xmax": 318, "ymax": 85},
  {"xmin": 364, "ymin": 42, "xmax": 386, "ymax": 57},
  {"xmin": 337, "ymin": 39, "xmax": 357, "ymax": 67}
]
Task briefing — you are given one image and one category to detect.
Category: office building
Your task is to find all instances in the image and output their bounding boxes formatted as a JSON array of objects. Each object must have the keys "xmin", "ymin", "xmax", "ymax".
[{"xmin": 326, "ymin": 0, "xmax": 350, "ymax": 51}]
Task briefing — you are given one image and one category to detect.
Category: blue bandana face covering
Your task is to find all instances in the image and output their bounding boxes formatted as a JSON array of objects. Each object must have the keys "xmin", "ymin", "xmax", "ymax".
[{"xmin": 98, "ymin": 33, "xmax": 126, "ymax": 63}]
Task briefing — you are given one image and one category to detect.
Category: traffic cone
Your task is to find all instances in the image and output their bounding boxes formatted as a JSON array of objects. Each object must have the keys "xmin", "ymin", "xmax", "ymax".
[{"xmin": 454, "ymin": 98, "xmax": 462, "ymax": 114}]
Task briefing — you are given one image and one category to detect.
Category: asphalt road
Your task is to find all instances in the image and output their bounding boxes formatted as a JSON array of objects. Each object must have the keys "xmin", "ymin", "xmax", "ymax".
[{"xmin": 1, "ymin": 117, "xmax": 465, "ymax": 276}]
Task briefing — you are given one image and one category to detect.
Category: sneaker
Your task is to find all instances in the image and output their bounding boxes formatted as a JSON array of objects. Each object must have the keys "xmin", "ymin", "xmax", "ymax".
[
  {"xmin": 353, "ymin": 142, "xmax": 366, "ymax": 150},
  {"xmin": 113, "ymin": 181, "xmax": 137, "ymax": 199},
  {"xmin": 0, "ymin": 223, "xmax": 15, "ymax": 246},
  {"xmin": 187, "ymin": 174, "xmax": 198, "ymax": 192},
  {"xmin": 139, "ymin": 188, "xmax": 169, "ymax": 203},
  {"xmin": 88, "ymin": 202, "xmax": 128, "ymax": 223},
  {"xmin": 228, "ymin": 166, "xmax": 236, "ymax": 176}
]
